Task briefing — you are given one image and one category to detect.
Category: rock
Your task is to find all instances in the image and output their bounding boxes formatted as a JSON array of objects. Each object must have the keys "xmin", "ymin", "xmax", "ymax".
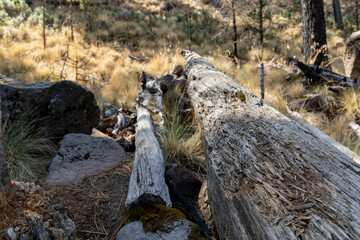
[
  {"xmin": 116, "ymin": 220, "xmax": 194, "ymax": 240},
  {"xmin": 160, "ymin": 72, "xmax": 175, "ymax": 85},
  {"xmin": 46, "ymin": 133, "xmax": 125, "ymax": 185},
  {"xmin": 172, "ymin": 65, "xmax": 184, "ymax": 77},
  {"xmin": 344, "ymin": 31, "xmax": 360, "ymax": 80},
  {"xmin": 104, "ymin": 103, "xmax": 119, "ymax": 118},
  {"xmin": 168, "ymin": 78, "xmax": 187, "ymax": 91},
  {"xmin": 165, "ymin": 164, "xmax": 202, "ymax": 202},
  {"xmin": 0, "ymin": 78, "xmax": 100, "ymax": 142}
]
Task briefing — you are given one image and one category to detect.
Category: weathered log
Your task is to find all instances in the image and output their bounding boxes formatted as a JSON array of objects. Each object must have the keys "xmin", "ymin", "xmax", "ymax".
[
  {"xmin": 350, "ymin": 120, "xmax": 360, "ymax": 139},
  {"xmin": 287, "ymin": 108, "xmax": 360, "ymax": 164},
  {"xmin": 125, "ymin": 72, "xmax": 171, "ymax": 208},
  {"xmin": 288, "ymin": 57, "xmax": 360, "ymax": 88},
  {"xmin": 184, "ymin": 50, "xmax": 360, "ymax": 239}
]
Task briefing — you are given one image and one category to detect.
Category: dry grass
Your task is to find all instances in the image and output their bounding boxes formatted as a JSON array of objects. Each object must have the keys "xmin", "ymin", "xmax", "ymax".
[
  {"xmin": 286, "ymin": 81, "xmax": 306, "ymax": 99},
  {"xmin": 339, "ymin": 88, "xmax": 360, "ymax": 120}
]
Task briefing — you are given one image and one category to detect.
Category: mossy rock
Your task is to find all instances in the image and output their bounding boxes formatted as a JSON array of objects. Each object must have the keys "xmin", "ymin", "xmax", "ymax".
[{"xmin": 127, "ymin": 204, "xmax": 186, "ymax": 233}]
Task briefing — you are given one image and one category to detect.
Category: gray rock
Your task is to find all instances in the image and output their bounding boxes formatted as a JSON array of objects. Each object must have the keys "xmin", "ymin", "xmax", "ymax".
[
  {"xmin": 0, "ymin": 77, "xmax": 100, "ymax": 142},
  {"xmin": 344, "ymin": 31, "xmax": 360, "ymax": 80},
  {"xmin": 46, "ymin": 133, "xmax": 125, "ymax": 185},
  {"xmin": 116, "ymin": 220, "xmax": 194, "ymax": 240},
  {"xmin": 104, "ymin": 103, "xmax": 119, "ymax": 118}
]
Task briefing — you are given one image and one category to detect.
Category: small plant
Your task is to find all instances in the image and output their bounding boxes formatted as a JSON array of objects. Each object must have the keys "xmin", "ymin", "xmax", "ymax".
[
  {"xmin": 159, "ymin": 90, "xmax": 205, "ymax": 174},
  {"xmin": 1, "ymin": 117, "xmax": 57, "ymax": 181}
]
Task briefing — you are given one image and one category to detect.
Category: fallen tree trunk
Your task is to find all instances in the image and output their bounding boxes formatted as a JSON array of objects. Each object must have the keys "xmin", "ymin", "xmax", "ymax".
[
  {"xmin": 184, "ymin": 50, "xmax": 360, "ymax": 239},
  {"xmin": 125, "ymin": 72, "xmax": 171, "ymax": 208},
  {"xmin": 288, "ymin": 57, "xmax": 360, "ymax": 88},
  {"xmin": 350, "ymin": 120, "xmax": 360, "ymax": 139}
]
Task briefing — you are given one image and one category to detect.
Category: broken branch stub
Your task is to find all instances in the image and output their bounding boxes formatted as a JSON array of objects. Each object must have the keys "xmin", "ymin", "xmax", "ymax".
[
  {"xmin": 184, "ymin": 50, "xmax": 360, "ymax": 239},
  {"xmin": 125, "ymin": 72, "xmax": 171, "ymax": 208}
]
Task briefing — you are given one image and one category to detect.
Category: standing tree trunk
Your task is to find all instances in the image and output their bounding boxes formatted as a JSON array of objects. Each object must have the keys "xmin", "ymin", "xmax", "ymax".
[
  {"xmin": 69, "ymin": 1, "xmax": 74, "ymax": 41},
  {"xmin": 332, "ymin": 0, "xmax": 344, "ymax": 30},
  {"xmin": 231, "ymin": 0, "xmax": 238, "ymax": 59},
  {"xmin": 43, "ymin": 0, "xmax": 46, "ymax": 49},
  {"xmin": 301, "ymin": 0, "xmax": 327, "ymax": 62},
  {"xmin": 356, "ymin": 0, "xmax": 359, "ymax": 31},
  {"xmin": 259, "ymin": 0, "xmax": 264, "ymax": 45}
]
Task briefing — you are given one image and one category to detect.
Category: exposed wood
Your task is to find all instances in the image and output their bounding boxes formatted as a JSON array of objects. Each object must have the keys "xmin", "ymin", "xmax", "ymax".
[
  {"xmin": 287, "ymin": 108, "xmax": 360, "ymax": 165},
  {"xmin": 350, "ymin": 120, "xmax": 360, "ymax": 139},
  {"xmin": 129, "ymin": 55, "xmax": 149, "ymax": 63},
  {"xmin": 125, "ymin": 72, "xmax": 171, "ymax": 208},
  {"xmin": 288, "ymin": 57, "xmax": 360, "ymax": 87},
  {"xmin": 184, "ymin": 50, "xmax": 360, "ymax": 240}
]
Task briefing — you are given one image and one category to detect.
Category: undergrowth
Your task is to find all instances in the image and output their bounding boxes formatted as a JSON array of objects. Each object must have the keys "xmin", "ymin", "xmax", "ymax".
[
  {"xmin": 159, "ymin": 88, "xmax": 205, "ymax": 175},
  {"xmin": 1, "ymin": 118, "xmax": 57, "ymax": 182}
]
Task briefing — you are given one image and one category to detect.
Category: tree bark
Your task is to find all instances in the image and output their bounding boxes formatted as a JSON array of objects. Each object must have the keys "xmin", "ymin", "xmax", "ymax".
[
  {"xmin": 301, "ymin": 0, "xmax": 327, "ymax": 62},
  {"xmin": 183, "ymin": 50, "xmax": 360, "ymax": 240},
  {"xmin": 332, "ymin": 0, "xmax": 344, "ymax": 30},
  {"xmin": 231, "ymin": 0, "xmax": 238, "ymax": 59},
  {"xmin": 43, "ymin": 0, "xmax": 46, "ymax": 49},
  {"xmin": 259, "ymin": 0, "xmax": 264, "ymax": 45},
  {"xmin": 356, "ymin": 0, "xmax": 359, "ymax": 31},
  {"xmin": 125, "ymin": 72, "xmax": 171, "ymax": 208}
]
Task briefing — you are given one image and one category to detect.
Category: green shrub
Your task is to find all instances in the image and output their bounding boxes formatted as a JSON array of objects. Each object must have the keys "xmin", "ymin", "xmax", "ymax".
[{"xmin": 1, "ymin": 117, "xmax": 57, "ymax": 181}]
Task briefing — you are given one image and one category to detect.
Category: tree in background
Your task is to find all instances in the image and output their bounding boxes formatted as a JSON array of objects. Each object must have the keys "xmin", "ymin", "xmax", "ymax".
[
  {"xmin": 332, "ymin": 0, "xmax": 344, "ymax": 30},
  {"xmin": 42, "ymin": 0, "xmax": 47, "ymax": 49},
  {"xmin": 230, "ymin": 0, "xmax": 238, "ymax": 59},
  {"xmin": 248, "ymin": 0, "xmax": 271, "ymax": 46},
  {"xmin": 356, "ymin": 0, "xmax": 359, "ymax": 30},
  {"xmin": 301, "ymin": 0, "xmax": 327, "ymax": 62}
]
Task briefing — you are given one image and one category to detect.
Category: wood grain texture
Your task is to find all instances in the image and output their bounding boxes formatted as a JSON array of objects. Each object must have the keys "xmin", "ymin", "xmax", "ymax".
[
  {"xmin": 184, "ymin": 51, "xmax": 360, "ymax": 240},
  {"xmin": 125, "ymin": 72, "xmax": 171, "ymax": 208}
]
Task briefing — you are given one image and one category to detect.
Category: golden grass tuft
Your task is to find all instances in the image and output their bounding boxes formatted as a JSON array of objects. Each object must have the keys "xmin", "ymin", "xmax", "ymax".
[{"xmin": 339, "ymin": 88, "xmax": 360, "ymax": 120}]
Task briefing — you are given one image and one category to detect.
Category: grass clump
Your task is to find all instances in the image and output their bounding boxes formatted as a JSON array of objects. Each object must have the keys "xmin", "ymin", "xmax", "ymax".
[
  {"xmin": 1, "ymin": 118, "xmax": 57, "ymax": 182},
  {"xmin": 159, "ymin": 89, "xmax": 206, "ymax": 174}
]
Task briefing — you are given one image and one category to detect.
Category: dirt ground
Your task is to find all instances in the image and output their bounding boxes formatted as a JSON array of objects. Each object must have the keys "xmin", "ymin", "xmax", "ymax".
[{"xmin": 0, "ymin": 153, "xmax": 133, "ymax": 240}]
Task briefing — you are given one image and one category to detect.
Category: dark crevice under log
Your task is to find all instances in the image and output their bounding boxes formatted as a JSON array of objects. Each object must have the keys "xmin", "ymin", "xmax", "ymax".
[{"xmin": 184, "ymin": 50, "xmax": 360, "ymax": 240}]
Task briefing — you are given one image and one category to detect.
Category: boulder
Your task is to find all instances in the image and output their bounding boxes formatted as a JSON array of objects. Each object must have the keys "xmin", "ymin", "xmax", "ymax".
[
  {"xmin": 165, "ymin": 164, "xmax": 202, "ymax": 202},
  {"xmin": 46, "ymin": 133, "xmax": 125, "ymax": 185},
  {"xmin": 116, "ymin": 220, "xmax": 194, "ymax": 240},
  {"xmin": 344, "ymin": 31, "xmax": 360, "ymax": 80},
  {"xmin": 0, "ymin": 77, "xmax": 100, "ymax": 142},
  {"xmin": 103, "ymin": 103, "xmax": 119, "ymax": 118}
]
